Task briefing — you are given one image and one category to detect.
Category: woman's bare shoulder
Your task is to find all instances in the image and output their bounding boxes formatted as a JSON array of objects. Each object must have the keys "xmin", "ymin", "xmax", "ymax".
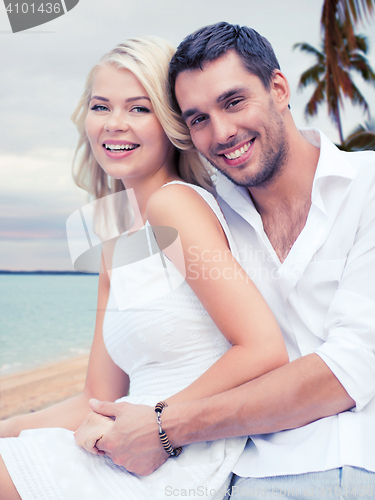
[{"xmin": 147, "ymin": 183, "xmax": 220, "ymax": 230}]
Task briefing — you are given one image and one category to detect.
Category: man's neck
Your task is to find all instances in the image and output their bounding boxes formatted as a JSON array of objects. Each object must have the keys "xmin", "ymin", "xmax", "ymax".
[{"xmin": 249, "ymin": 128, "xmax": 320, "ymax": 262}]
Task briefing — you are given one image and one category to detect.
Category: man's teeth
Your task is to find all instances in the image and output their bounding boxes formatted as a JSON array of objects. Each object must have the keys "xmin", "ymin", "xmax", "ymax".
[
  {"xmin": 104, "ymin": 144, "xmax": 138, "ymax": 151},
  {"xmin": 224, "ymin": 140, "xmax": 252, "ymax": 160}
]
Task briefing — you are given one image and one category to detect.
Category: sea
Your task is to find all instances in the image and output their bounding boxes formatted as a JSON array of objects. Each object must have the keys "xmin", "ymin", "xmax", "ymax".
[{"xmin": 0, "ymin": 273, "xmax": 99, "ymax": 376}]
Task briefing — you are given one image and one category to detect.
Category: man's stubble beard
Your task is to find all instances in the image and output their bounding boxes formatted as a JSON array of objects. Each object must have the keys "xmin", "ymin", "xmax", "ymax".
[{"xmin": 203, "ymin": 104, "xmax": 290, "ymax": 189}]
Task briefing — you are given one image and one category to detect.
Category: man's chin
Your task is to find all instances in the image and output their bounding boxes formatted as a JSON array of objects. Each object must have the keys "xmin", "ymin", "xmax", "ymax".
[
  {"xmin": 214, "ymin": 166, "xmax": 247, "ymax": 188},
  {"xmin": 204, "ymin": 155, "xmax": 258, "ymax": 188},
  {"xmin": 204, "ymin": 156, "xmax": 240, "ymax": 183}
]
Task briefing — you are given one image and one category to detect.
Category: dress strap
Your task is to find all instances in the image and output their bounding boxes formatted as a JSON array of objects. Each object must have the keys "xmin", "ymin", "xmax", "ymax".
[{"xmin": 161, "ymin": 180, "xmax": 240, "ymax": 262}]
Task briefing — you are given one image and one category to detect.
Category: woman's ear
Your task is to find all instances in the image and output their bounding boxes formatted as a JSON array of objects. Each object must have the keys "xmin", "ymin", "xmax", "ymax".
[{"xmin": 271, "ymin": 70, "xmax": 290, "ymax": 112}]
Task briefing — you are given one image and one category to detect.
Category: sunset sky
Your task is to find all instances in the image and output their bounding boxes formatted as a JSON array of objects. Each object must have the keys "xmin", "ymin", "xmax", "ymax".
[{"xmin": 1, "ymin": 0, "xmax": 374, "ymax": 270}]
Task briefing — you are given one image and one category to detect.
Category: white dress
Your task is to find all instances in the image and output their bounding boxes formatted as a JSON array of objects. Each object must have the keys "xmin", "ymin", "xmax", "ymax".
[{"xmin": 0, "ymin": 182, "xmax": 247, "ymax": 500}]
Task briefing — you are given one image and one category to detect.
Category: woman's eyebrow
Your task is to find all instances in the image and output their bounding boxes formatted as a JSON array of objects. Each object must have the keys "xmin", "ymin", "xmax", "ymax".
[
  {"xmin": 89, "ymin": 96, "xmax": 109, "ymax": 102},
  {"xmin": 89, "ymin": 96, "xmax": 151, "ymax": 103},
  {"xmin": 125, "ymin": 96, "xmax": 151, "ymax": 103}
]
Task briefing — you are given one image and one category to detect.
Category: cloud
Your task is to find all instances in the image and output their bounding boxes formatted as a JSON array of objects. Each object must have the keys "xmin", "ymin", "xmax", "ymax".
[
  {"xmin": 0, "ymin": 147, "xmax": 87, "ymax": 241},
  {"xmin": 1, "ymin": 0, "xmax": 374, "ymax": 270},
  {"xmin": 0, "ymin": 238, "xmax": 74, "ymax": 270}
]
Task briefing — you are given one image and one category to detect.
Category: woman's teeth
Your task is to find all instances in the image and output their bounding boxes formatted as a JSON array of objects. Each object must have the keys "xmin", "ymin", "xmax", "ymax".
[
  {"xmin": 224, "ymin": 140, "xmax": 253, "ymax": 160},
  {"xmin": 104, "ymin": 144, "xmax": 139, "ymax": 151}
]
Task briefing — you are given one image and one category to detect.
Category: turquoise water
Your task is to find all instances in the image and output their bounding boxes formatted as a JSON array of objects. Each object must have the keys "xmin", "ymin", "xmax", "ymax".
[{"xmin": 0, "ymin": 274, "xmax": 99, "ymax": 375}]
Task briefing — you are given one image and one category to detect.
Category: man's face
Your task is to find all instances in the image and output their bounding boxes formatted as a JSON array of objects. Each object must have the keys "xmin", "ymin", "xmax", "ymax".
[{"xmin": 175, "ymin": 50, "xmax": 289, "ymax": 188}]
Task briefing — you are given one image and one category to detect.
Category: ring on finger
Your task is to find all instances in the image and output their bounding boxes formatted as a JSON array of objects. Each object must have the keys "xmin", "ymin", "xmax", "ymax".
[{"xmin": 94, "ymin": 437, "xmax": 103, "ymax": 451}]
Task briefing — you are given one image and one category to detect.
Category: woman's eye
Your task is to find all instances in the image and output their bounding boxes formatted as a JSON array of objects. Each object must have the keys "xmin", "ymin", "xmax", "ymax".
[
  {"xmin": 90, "ymin": 104, "xmax": 109, "ymax": 111},
  {"xmin": 132, "ymin": 106, "xmax": 150, "ymax": 113}
]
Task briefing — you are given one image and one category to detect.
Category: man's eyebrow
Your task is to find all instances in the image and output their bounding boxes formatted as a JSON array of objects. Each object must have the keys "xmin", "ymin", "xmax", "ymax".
[
  {"xmin": 217, "ymin": 87, "xmax": 247, "ymax": 103},
  {"xmin": 180, "ymin": 87, "xmax": 248, "ymax": 122},
  {"xmin": 181, "ymin": 108, "xmax": 199, "ymax": 122}
]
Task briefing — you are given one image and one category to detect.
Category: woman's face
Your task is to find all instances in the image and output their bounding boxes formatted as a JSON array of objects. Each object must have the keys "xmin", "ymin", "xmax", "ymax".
[{"xmin": 85, "ymin": 64, "xmax": 175, "ymax": 186}]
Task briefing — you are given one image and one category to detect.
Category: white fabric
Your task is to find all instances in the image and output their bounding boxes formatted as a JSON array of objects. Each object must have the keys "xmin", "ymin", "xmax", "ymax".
[
  {"xmin": 215, "ymin": 128, "xmax": 375, "ymax": 478},
  {"xmin": 0, "ymin": 182, "xmax": 246, "ymax": 500}
]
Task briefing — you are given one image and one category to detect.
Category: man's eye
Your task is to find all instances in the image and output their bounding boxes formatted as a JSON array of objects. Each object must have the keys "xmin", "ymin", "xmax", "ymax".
[
  {"xmin": 90, "ymin": 104, "xmax": 109, "ymax": 111},
  {"xmin": 227, "ymin": 99, "xmax": 243, "ymax": 108},
  {"xmin": 191, "ymin": 115, "xmax": 207, "ymax": 126}
]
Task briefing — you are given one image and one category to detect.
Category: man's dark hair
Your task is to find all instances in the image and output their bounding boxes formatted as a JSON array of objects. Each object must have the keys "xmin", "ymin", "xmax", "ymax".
[{"xmin": 169, "ymin": 22, "xmax": 281, "ymax": 111}]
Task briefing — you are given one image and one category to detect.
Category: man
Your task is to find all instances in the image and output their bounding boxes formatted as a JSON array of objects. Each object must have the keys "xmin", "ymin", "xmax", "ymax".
[{"xmin": 91, "ymin": 22, "xmax": 375, "ymax": 498}]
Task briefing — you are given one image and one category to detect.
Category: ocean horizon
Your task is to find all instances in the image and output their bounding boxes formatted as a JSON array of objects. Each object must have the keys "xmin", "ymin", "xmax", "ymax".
[{"xmin": 0, "ymin": 274, "xmax": 99, "ymax": 376}]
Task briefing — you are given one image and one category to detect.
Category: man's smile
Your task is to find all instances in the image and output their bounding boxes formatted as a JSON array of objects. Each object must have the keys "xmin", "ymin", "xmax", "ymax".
[
  {"xmin": 216, "ymin": 137, "xmax": 257, "ymax": 168},
  {"xmin": 220, "ymin": 138, "xmax": 255, "ymax": 160}
]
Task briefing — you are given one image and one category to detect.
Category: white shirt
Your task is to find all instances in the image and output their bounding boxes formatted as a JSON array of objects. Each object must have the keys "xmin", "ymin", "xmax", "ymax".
[{"xmin": 215, "ymin": 128, "xmax": 375, "ymax": 477}]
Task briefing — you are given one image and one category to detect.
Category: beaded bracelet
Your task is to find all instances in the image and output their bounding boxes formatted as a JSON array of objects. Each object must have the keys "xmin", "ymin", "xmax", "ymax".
[{"xmin": 154, "ymin": 401, "xmax": 183, "ymax": 457}]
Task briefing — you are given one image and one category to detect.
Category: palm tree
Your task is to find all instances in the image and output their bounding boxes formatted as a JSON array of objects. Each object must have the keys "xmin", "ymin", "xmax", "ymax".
[
  {"xmin": 322, "ymin": 0, "xmax": 375, "ymax": 58},
  {"xmin": 294, "ymin": 29, "xmax": 375, "ymax": 143},
  {"xmin": 320, "ymin": 1, "xmax": 375, "ymax": 131},
  {"xmin": 339, "ymin": 119, "xmax": 375, "ymax": 150}
]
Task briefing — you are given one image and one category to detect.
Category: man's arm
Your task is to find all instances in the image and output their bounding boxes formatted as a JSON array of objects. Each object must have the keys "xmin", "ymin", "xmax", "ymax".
[
  {"xmin": 91, "ymin": 353, "xmax": 354, "ymax": 474},
  {"xmin": 164, "ymin": 353, "xmax": 354, "ymax": 445},
  {"xmin": 93, "ymin": 165, "xmax": 375, "ymax": 474}
]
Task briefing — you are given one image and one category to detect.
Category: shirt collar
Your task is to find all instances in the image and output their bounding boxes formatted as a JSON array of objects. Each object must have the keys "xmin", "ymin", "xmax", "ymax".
[
  {"xmin": 300, "ymin": 127, "xmax": 356, "ymax": 181},
  {"xmin": 215, "ymin": 127, "xmax": 356, "ymax": 218},
  {"xmin": 300, "ymin": 128, "xmax": 356, "ymax": 216}
]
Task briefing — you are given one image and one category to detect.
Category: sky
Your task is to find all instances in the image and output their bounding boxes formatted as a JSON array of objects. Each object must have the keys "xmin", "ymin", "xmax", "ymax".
[{"xmin": 1, "ymin": 0, "xmax": 374, "ymax": 270}]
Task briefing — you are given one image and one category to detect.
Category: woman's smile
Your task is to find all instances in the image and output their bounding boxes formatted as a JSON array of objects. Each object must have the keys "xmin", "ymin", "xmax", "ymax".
[
  {"xmin": 85, "ymin": 64, "xmax": 174, "ymax": 186},
  {"xmin": 102, "ymin": 140, "xmax": 140, "ymax": 159}
]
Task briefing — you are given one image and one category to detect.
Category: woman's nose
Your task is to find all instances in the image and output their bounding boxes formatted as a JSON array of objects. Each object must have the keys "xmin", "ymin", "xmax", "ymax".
[{"xmin": 104, "ymin": 112, "xmax": 130, "ymax": 133}]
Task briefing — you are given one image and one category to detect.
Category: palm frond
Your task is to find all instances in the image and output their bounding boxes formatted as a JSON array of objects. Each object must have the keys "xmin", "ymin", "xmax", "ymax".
[
  {"xmin": 346, "ymin": 118, "xmax": 375, "ymax": 137},
  {"xmin": 346, "ymin": 80, "xmax": 370, "ymax": 112},
  {"xmin": 345, "ymin": 0, "xmax": 375, "ymax": 23},
  {"xmin": 304, "ymin": 80, "xmax": 326, "ymax": 118},
  {"xmin": 293, "ymin": 43, "xmax": 325, "ymax": 61},
  {"xmin": 348, "ymin": 55, "xmax": 375, "ymax": 82},
  {"xmin": 297, "ymin": 1, "xmax": 375, "ymax": 143},
  {"xmin": 297, "ymin": 65, "xmax": 325, "ymax": 89},
  {"xmin": 341, "ymin": 129, "xmax": 375, "ymax": 150},
  {"xmin": 353, "ymin": 33, "xmax": 368, "ymax": 53}
]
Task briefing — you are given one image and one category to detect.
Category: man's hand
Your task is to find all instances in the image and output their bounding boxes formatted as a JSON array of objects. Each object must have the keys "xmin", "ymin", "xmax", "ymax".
[
  {"xmin": 74, "ymin": 410, "xmax": 115, "ymax": 456},
  {"xmin": 89, "ymin": 399, "xmax": 169, "ymax": 475}
]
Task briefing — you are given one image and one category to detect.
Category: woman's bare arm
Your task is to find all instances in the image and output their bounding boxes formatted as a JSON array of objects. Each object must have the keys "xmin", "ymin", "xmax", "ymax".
[
  {"xmin": 0, "ymin": 257, "xmax": 129, "ymax": 437},
  {"xmin": 146, "ymin": 184, "xmax": 288, "ymax": 406}
]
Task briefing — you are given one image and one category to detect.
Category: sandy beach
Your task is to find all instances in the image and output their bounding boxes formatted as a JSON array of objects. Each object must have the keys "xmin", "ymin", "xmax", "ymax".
[{"xmin": 0, "ymin": 355, "xmax": 89, "ymax": 420}]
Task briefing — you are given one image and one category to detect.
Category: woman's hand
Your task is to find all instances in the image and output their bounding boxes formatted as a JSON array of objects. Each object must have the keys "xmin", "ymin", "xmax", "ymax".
[
  {"xmin": 74, "ymin": 410, "xmax": 115, "ymax": 456},
  {"xmin": 88, "ymin": 399, "xmax": 168, "ymax": 474}
]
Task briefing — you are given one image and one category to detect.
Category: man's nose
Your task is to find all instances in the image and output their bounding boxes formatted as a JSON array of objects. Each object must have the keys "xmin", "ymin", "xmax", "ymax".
[{"xmin": 211, "ymin": 115, "xmax": 237, "ymax": 144}]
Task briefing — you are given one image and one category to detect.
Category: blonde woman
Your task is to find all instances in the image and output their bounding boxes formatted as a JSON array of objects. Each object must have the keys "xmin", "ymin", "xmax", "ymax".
[{"xmin": 0, "ymin": 37, "xmax": 288, "ymax": 500}]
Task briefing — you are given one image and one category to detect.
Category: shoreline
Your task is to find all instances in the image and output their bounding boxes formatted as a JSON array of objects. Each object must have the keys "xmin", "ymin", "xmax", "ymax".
[{"xmin": 0, "ymin": 355, "xmax": 89, "ymax": 419}]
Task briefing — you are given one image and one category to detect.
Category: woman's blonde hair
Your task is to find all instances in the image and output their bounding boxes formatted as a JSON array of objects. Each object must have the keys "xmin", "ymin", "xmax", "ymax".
[{"xmin": 71, "ymin": 36, "xmax": 214, "ymax": 207}]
